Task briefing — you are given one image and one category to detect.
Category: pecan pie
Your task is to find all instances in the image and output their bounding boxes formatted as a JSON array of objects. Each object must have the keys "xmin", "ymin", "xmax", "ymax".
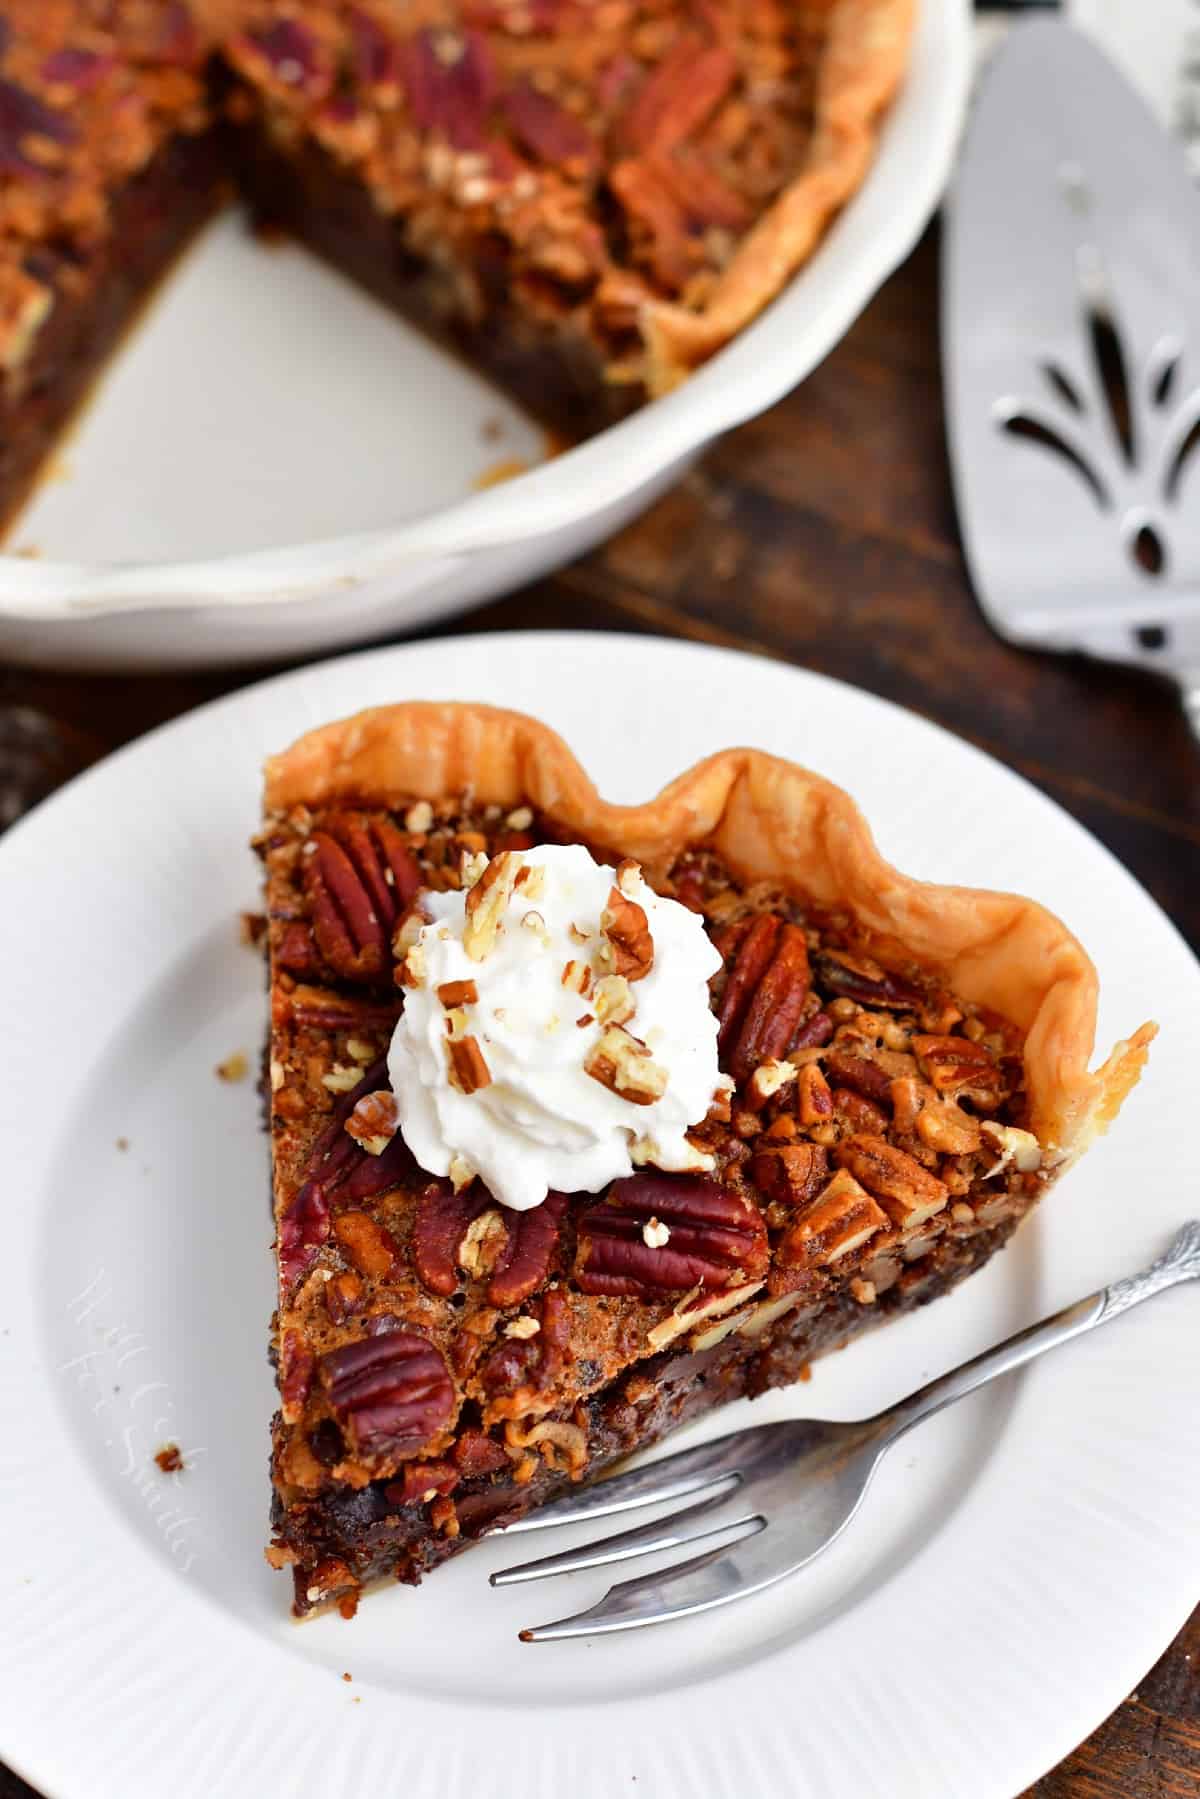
[
  {"xmin": 257, "ymin": 702, "xmax": 1154, "ymax": 1619},
  {"xmin": 0, "ymin": 0, "xmax": 913, "ymax": 526}
]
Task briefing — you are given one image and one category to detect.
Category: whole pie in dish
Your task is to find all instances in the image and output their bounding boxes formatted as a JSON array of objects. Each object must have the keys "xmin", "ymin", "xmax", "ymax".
[
  {"xmin": 257, "ymin": 702, "xmax": 1154, "ymax": 1619},
  {"xmin": 0, "ymin": 0, "xmax": 914, "ymax": 529}
]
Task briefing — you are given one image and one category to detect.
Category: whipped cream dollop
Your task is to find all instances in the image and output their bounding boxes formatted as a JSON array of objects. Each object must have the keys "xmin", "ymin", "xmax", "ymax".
[{"xmin": 388, "ymin": 842, "xmax": 727, "ymax": 1211}]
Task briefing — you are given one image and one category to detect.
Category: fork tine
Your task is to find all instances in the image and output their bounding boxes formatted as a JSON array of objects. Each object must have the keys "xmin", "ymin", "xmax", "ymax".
[
  {"xmin": 495, "ymin": 1423, "xmax": 777, "ymax": 1537},
  {"xmin": 490, "ymin": 1482, "xmax": 749, "ymax": 1586},
  {"xmin": 518, "ymin": 1530, "xmax": 771, "ymax": 1641}
]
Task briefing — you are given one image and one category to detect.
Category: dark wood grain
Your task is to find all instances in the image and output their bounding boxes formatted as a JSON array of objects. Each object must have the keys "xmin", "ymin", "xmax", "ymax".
[{"xmin": 0, "ymin": 225, "xmax": 1195, "ymax": 1797}]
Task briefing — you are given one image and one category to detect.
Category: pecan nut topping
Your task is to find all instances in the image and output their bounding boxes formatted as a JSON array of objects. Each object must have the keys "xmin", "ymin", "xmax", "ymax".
[
  {"xmin": 411, "ymin": 1181, "xmax": 487, "ymax": 1297},
  {"xmin": 304, "ymin": 816, "xmax": 421, "ymax": 982},
  {"xmin": 584, "ymin": 1024, "xmax": 668, "ymax": 1105},
  {"xmin": 750, "ymin": 1142, "xmax": 828, "ymax": 1209},
  {"xmin": 598, "ymin": 884, "xmax": 654, "ymax": 981},
  {"xmin": 777, "ymin": 1170, "xmax": 889, "ymax": 1270},
  {"xmin": 576, "ymin": 1173, "xmax": 768, "ymax": 1296},
  {"xmin": 487, "ymin": 1192, "xmax": 568, "ymax": 1306},
  {"xmin": 834, "ymin": 1133, "xmax": 949, "ymax": 1229},
  {"xmin": 319, "ymin": 1317, "xmax": 455, "ymax": 1458},
  {"xmin": 345, "ymin": 1088, "xmax": 399, "ymax": 1154}
]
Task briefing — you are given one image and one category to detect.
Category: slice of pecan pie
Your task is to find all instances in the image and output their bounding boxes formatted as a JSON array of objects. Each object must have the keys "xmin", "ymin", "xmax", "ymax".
[{"xmin": 257, "ymin": 703, "xmax": 1154, "ymax": 1619}]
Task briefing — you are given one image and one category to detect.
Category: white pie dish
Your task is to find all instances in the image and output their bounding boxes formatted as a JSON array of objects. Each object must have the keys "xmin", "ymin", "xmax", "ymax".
[{"xmin": 0, "ymin": 0, "xmax": 968, "ymax": 673}]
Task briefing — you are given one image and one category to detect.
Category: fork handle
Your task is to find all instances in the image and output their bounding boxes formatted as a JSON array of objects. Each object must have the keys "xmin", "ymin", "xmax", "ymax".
[{"xmin": 875, "ymin": 1220, "xmax": 1200, "ymax": 1445}]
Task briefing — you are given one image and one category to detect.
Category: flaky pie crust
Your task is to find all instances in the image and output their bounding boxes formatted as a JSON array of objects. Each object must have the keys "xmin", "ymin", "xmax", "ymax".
[
  {"xmin": 641, "ymin": 0, "xmax": 918, "ymax": 391},
  {"xmin": 265, "ymin": 701, "xmax": 1154, "ymax": 1166}
]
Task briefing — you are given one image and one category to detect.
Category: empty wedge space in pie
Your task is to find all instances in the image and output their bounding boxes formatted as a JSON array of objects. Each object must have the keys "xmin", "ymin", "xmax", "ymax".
[
  {"xmin": 0, "ymin": 0, "xmax": 914, "ymax": 530},
  {"xmin": 255, "ymin": 702, "xmax": 1154, "ymax": 1621}
]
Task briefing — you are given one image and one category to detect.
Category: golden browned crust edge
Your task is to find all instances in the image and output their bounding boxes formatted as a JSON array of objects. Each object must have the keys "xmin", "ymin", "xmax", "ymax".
[
  {"xmin": 638, "ymin": 0, "xmax": 919, "ymax": 391},
  {"xmin": 264, "ymin": 700, "xmax": 1155, "ymax": 1166}
]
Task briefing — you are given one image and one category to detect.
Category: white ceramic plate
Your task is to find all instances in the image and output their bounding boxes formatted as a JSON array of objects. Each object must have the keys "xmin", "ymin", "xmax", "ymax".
[
  {"xmin": 0, "ymin": 0, "xmax": 969, "ymax": 672},
  {"xmin": 2, "ymin": 633, "xmax": 1196, "ymax": 1799}
]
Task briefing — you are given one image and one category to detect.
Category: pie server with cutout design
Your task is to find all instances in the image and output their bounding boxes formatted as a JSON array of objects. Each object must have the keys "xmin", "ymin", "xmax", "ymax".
[{"xmin": 944, "ymin": 17, "xmax": 1200, "ymax": 740}]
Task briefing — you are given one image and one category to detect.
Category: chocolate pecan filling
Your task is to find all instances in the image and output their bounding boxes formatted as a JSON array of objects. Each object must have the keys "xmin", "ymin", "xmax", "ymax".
[{"xmin": 258, "ymin": 794, "xmax": 1046, "ymax": 1618}]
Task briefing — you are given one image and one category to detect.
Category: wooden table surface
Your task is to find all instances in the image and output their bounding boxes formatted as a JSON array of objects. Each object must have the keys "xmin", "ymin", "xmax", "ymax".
[{"xmin": 1, "ymin": 227, "xmax": 1196, "ymax": 1798}]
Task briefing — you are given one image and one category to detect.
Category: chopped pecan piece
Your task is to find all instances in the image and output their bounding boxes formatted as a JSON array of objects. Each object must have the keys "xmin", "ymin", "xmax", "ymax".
[
  {"xmin": 835, "ymin": 1133, "xmax": 949, "ymax": 1229},
  {"xmin": 279, "ymin": 1329, "xmax": 315, "ymax": 1422},
  {"xmin": 796, "ymin": 1062, "xmax": 834, "ymax": 1126},
  {"xmin": 487, "ymin": 1192, "xmax": 568, "ymax": 1306},
  {"xmin": 598, "ymin": 885, "xmax": 654, "ymax": 981},
  {"xmin": 832, "ymin": 1087, "xmax": 890, "ymax": 1135},
  {"xmin": 452, "ymin": 1429, "xmax": 510, "ymax": 1476},
  {"xmin": 778, "ymin": 1170, "xmax": 890, "ymax": 1270},
  {"xmin": 345, "ymin": 1088, "xmax": 399, "ymax": 1154},
  {"xmin": 384, "ymin": 1459, "xmax": 459, "ymax": 1505},
  {"xmin": 478, "ymin": 1286, "xmax": 570, "ymax": 1396},
  {"xmin": 319, "ymin": 1318, "xmax": 455, "ymax": 1458},
  {"xmin": 437, "ymin": 979, "xmax": 479, "ymax": 1007},
  {"xmin": 825, "ymin": 1051, "xmax": 894, "ymax": 1107},
  {"xmin": 463, "ymin": 850, "xmax": 522, "ymax": 960},
  {"xmin": 577, "ymin": 1173, "xmax": 767, "ymax": 1296},
  {"xmin": 750, "ymin": 1143, "xmax": 828, "ymax": 1209},
  {"xmin": 585, "ymin": 1025, "xmax": 668, "ymax": 1105},
  {"xmin": 446, "ymin": 1034, "xmax": 492, "ymax": 1093},
  {"xmin": 333, "ymin": 1211, "xmax": 399, "ymax": 1280},
  {"xmin": 325, "ymin": 1270, "xmax": 364, "ymax": 1324},
  {"xmin": 912, "ymin": 1034, "xmax": 1005, "ymax": 1107}
]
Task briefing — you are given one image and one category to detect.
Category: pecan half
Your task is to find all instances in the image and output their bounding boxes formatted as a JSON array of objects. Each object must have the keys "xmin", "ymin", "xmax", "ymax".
[
  {"xmin": 619, "ymin": 35, "xmax": 736, "ymax": 154},
  {"xmin": 813, "ymin": 951, "xmax": 921, "ymax": 1012},
  {"xmin": 487, "ymin": 1192, "xmax": 568, "ymax": 1306},
  {"xmin": 304, "ymin": 832, "xmax": 387, "ymax": 982},
  {"xmin": 585, "ymin": 1025, "xmax": 667, "ymax": 1105},
  {"xmin": 285, "ymin": 985, "xmax": 403, "ymax": 1032},
  {"xmin": 598, "ymin": 886, "xmax": 654, "ymax": 981},
  {"xmin": 502, "ymin": 79, "xmax": 598, "ymax": 169},
  {"xmin": 278, "ymin": 1180, "xmax": 331, "ymax": 1291},
  {"xmin": 577, "ymin": 1173, "xmax": 767, "ymax": 1296},
  {"xmin": 835, "ymin": 1133, "xmax": 949, "ymax": 1229},
  {"xmin": 320, "ymin": 1318, "xmax": 454, "ymax": 1458},
  {"xmin": 727, "ymin": 923, "xmax": 811, "ymax": 1083},
  {"xmin": 400, "ymin": 26, "xmax": 497, "ymax": 150},
  {"xmin": 304, "ymin": 816, "xmax": 422, "ymax": 983},
  {"xmin": 411, "ymin": 1182, "xmax": 487, "ymax": 1296},
  {"xmin": 716, "ymin": 914, "xmax": 779, "ymax": 1051}
]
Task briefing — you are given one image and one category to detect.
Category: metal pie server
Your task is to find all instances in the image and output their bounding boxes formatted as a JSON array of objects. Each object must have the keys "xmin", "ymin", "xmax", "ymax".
[{"xmin": 944, "ymin": 18, "xmax": 1200, "ymax": 740}]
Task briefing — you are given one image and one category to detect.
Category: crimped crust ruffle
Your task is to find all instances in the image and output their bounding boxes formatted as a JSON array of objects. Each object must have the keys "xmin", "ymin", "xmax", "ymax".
[
  {"xmin": 265, "ymin": 701, "xmax": 1154, "ymax": 1167},
  {"xmin": 640, "ymin": 0, "xmax": 918, "ymax": 392}
]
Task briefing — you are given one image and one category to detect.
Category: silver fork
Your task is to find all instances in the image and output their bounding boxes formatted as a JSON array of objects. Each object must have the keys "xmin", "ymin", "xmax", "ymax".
[{"xmin": 492, "ymin": 1221, "xmax": 1200, "ymax": 1641}]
